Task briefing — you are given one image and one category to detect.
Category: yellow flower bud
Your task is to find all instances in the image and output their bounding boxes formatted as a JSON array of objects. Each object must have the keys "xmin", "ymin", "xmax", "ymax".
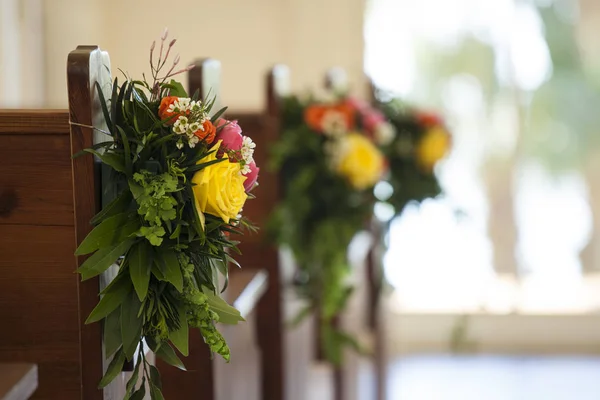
[
  {"xmin": 336, "ymin": 133, "xmax": 386, "ymax": 190},
  {"xmin": 192, "ymin": 141, "xmax": 248, "ymax": 224}
]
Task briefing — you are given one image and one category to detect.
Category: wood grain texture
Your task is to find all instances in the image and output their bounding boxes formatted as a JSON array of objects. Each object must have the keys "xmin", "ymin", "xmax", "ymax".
[
  {"xmin": 67, "ymin": 45, "xmax": 105, "ymax": 400},
  {"xmin": 0, "ymin": 133, "xmax": 73, "ymax": 226},
  {"xmin": 0, "ymin": 364, "xmax": 38, "ymax": 400},
  {"xmin": 0, "ymin": 223, "xmax": 81, "ymax": 400},
  {"xmin": 0, "ymin": 111, "xmax": 70, "ymax": 135}
]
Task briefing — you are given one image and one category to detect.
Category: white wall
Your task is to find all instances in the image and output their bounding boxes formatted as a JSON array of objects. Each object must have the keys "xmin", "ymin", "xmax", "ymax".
[{"xmin": 40, "ymin": 0, "xmax": 366, "ymax": 110}]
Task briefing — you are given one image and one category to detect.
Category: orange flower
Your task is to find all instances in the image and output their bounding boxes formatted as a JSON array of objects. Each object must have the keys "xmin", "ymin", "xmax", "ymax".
[
  {"xmin": 416, "ymin": 111, "xmax": 443, "ymax": 128},
  {"xmin": 194, "ymin": 120, "xmax": 216, "ymax": 144},
  {"xmin": 158, "ymin": 96, "xmax": 181, "ymax": 124},
  {"xmin": 304, "ymin": 103, "xmax": 355, "ymax": 133}
]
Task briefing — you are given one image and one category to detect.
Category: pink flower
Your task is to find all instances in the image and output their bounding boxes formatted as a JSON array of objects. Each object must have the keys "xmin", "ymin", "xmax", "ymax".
[
  {"xmin": 243, "ymin": 160, "xmax": 259, "ymax": 192},
  {"xmin": 215, "ymin": 119, "xmax": 244, "ymax": 153},
  {"xmin": 362, "ymin": 109, "xmax": 386, "ymax": 135},
  {"xmin": 345, "ymin": 97, "xmax": 369, "ymax": 113}
]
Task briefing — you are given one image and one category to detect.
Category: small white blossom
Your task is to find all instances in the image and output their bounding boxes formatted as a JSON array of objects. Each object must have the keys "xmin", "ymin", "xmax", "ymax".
[
  {"xmin": 190, "ymin": 100, "xmax": 202, "ymax": 112},
  {"xmin": 241, "ymin": 164, "xmax": 251, "ymax": 175},
  {"xmin": 187, "ymin": 134, "xmax": 199, "ymax": 148},
  {"xmin": 321, "ymin": 111, "xmax": 348, "ymax": 137},
  {"xmin": 173, "ymin": 116, "xmax": 189, "ymax": 135},
  {"xmin": 187, "ymin": 121, "xmax": 201, "ymax": 135},
  {"xmin": 324, "ymin": 137, "xmax": 350, "ymax": 170},
  {"xmin": 176, "ymin": 140, "xmax": 184, "ymax": 149},
  {"xmin": 374, "ymin": 122, "xmax": 396, "ymax": 146},
  {"xmin": 240, "ymin": 136, "xmax": 256, "ymax": 165}
]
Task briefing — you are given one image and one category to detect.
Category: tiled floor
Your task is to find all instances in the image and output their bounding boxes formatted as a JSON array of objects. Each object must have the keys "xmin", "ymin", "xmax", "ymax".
[{"xmin": 386, "ymin": 355, "xmax": 600, "ymax": 400}]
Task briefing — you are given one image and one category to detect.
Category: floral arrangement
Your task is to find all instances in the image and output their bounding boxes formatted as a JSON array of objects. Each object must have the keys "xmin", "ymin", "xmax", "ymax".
[
  {"xmin": 373, "ymin": 99, "xmax": 451, "ymax": 215},
  {"xmin": 74, "ymin": 31, "xmax": 259, "ymax": 399},
  {"xmin": 270, "ymin": 94, "xmax": 389, "ymax": 363}
]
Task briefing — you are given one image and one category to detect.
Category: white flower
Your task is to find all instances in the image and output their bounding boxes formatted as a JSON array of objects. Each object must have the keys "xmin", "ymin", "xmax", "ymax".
[
  {"xmin": 176, "ymin": 140, "xmax": 184, "ymax": 149},
  {"xmin": 240, "ymin": 164, "xmax": 251, "ymax": 175},
  {"xmin": 187, "ymin": 134, "xmax": 199, "ymax": 148},
  {"xmin": 187, "ymin": 121, "xmax": 201, "ymax": 135},
  {"xmin": 173, "ymin": 116, "xmax": 189, "ymax": 135},
  {"xmin": 374, "ymin": 122, "xmax": 396, "ymax": 146},
  {"xmin": 321, "ymin": 111, "xmax": 348, "ymax": 137},
  {"xmin": 190, "ymin": 100, "xmax": 202, "ymax": 112},
  {"xmin": 240, "ymin": 136, "xmax": 256, "ymax": 165}
]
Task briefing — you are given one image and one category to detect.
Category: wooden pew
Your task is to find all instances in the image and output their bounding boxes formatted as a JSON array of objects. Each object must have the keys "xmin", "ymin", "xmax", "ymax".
[
  {"xmin": 0, "ymin": 50, "xmax": 112, "ymax": 398},
  {"xmin": 156, "ymin": 58, "xmax": 269, "ymax": 400}
]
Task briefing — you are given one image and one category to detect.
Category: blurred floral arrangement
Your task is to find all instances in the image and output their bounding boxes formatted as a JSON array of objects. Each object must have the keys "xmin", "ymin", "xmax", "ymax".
[
  {"xmin": 74, "ymin": 31, "xmax": 258, "ymax": 399},
  {"xmin": 374, "ymin": 99, "xmax": 451, "ymax": 216},
  {"xmin": 269, "ymin": 94, "xmax": 389, "ymax": 363}
]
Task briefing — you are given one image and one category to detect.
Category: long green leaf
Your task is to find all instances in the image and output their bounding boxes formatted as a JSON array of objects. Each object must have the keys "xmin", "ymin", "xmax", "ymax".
[
  {"xmin": 83, "ymin": 149, "xmax": 126, "ymax": 172},
  {"xmin": 121, "ymin": 291, "xmax": 143, "ymax": 361},
  {"xmin": 104, "ymin": 307, "xmax": 122, "ymax": 359},
  {"xmin": 86, "ymin": 274, "xmax": 132, "ymax": 323},
  {"xmin": 116, "ymin": 126, "xmax": 132, "ymax": 175},
  {"xmin": 149, "ymin": 365, "xmax": 162, "ymax": 390},
  {"xmin": 129, "ymin": 378, "xmax": 146, "ymax": 400},
  {"xmin": 210, "ymin": 106, "xmax": 228, "ymax": 123},
  {"xmin": 75, "ymin": 213, "xmax": 139, "ymax": 255},
  {"xmin": 156, "ymin": 249, "xmax": 183, "ymax": 292},
  {"xmin": 110, "ymin": 77, "xmax": 119, "ymax": 134},
  {"xmin": 203, "ymin": 288, "xmax": 244, "ymax": 324},
  {"xmin": 98, "ymin": 347, "xmax": 125, "ymax": 388},
  {"xmin": 170, "ymin": 307, "xmax": 189, "ymax": 356},
  {"xmin": 128, "ymin": 241, "xmax": 151, "ymax": 301},
  {"xmin": 155, "ymin": 343, "xmax": 186, "ymax": 370},
  {"xmin": 90, "ymin": 190, "xmax": 133, "ymax": 226},
  {"xmin": 79, "ymin": 238, "xmax": 135, "ymax": 281},
  {"xmin": 95, "ymin": 81, "xmax": 113, "ymax": 134},
  {"xmin": 124, "ymin": 353, "xmax": 142, "ymax": 397},
  {"xmin": 150, "ymin": 385, "xmax": 165, "ymax": 400}
]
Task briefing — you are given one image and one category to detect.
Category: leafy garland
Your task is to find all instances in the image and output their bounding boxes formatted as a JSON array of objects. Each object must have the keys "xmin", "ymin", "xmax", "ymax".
[
  {"xmin": 74, "ymin": 32, "xmax": 259, "ymax": 399},
  {"xmin": 374, "ymin": 98, "xmax": 451, "ymax": 216},
  {"xmin": 269, "ymin": 94, "xmax": 389, "ymax": 364}
]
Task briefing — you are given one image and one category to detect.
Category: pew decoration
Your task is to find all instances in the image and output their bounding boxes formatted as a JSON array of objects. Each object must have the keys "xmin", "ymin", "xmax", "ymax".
[
  {"xmin": 374, "ymin": 99, "xmax": 451, "ymax": 215},
  {"xmin": 270, "ymin": 94, "xmax": 388, "ymax": 363},
  {"xmin": 73, "ymin": 33, "xmax": 259, "ymax": 399}
]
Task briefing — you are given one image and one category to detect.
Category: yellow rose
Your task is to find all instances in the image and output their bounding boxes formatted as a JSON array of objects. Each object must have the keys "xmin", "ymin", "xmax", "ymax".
[
  {"xmin": 192, "ymin": 141, "xmax": 248, "ymax": 224},
  {"xmin": 415, "ymin": 126, "xmax": 450, "ymax": 172},
  {"xmin": 336, "ymin": 133, "xmax": 386, "ymax": 190}
]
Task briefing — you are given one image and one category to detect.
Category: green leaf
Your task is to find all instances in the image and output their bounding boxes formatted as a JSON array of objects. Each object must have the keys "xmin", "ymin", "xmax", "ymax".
[
  {"xmin": 128, "ymin": 179, "xmax": 145, "ymax": 201},
  {"xmin": 75, "ymin": 212, "xmax": 139, "ymax": 255},
  {"xmin": 165, "ymin": 80, "xmax": 188, "ymax": 97},
  {"xmin": 156, "ymin": 249, "xmax": 183, "ymax": 292},
  {"xmin": 128, "ymin": 241, "xmax": 152, "ymax": 301},
  {"xmin": 129, "ymin": 378, "xmax": 146, "ymax": 400},
  {"xmin": 125, "ymin": 353, "xmax": 142, "ymax": 397},
  {"xmin": 78, "ymin": 238, "xmax": 136, "ymax": 281},
  {"xmin": 288, "ymin": 304, "xmax": 313, "ymax": 328},
  {"xmin": 170, "ymin": 307, "xmax": 189, "ymax": 356},
  {"xmin": 121, "ymin": 291, "xmax": 143, "ymax": 361},
  {"xmin": 210, "ymin": 106, "xmax": 228, "ymax": 123},
  {"xmin": 86, "ymin": 274, "xmax": 132, "ymax": 324},
  {"xmin": 90, "ymin": 190, "xmax": 133, "ymax": 226},
  {"xmin": 155, "ymin": 342, "xmax": 186, "ymax": 370},
  {"xmin": 95, "ymin": 81, "xmax": 113, "ymax": 135},
  {"xmin": 150, "ymin": 386, "xmax": 164, "ymax": 400},
  {"xmin": 110, "ymin": 77, "xmax": 119, "ymax": 134},
  {"xmin": 98, "ymin": 347, "xmax": 126, "ymax": 388},
  {"xmin": 84, "ymin": 149, "xmax": 126, "ymax": 172},
  {"xmin": 203, "ymin": 288, "xmax": 244, "ymax": 325},
  {"xmin": 150, "ymin": 365, "xmax": 162, "ymax": 390},
  {"xmin": 104, "ymin": 307, "xmax": 122, "ymax": 359},
  {"xmin": 116, "ymin": 126, "xmax": 133, "ymax": 175}
]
